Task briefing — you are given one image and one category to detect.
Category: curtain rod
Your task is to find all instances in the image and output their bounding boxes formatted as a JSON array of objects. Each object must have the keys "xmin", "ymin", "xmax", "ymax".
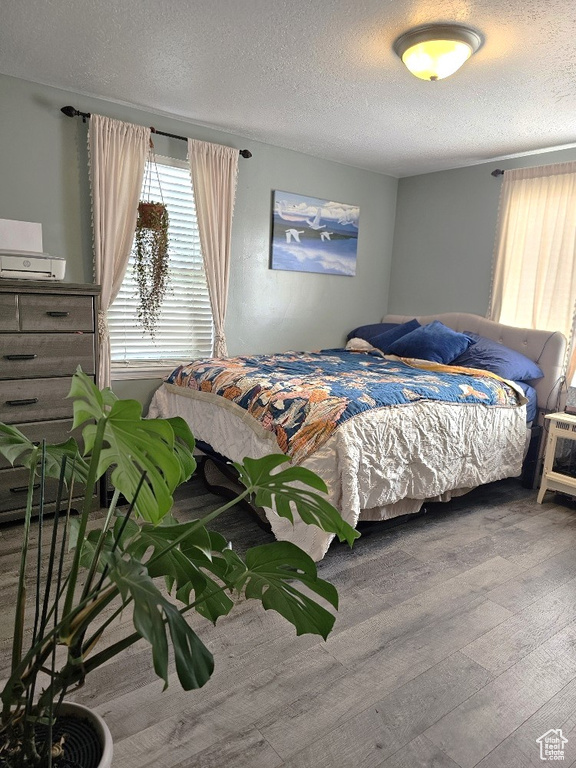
[{"xmin": 60, "ymin": 106, "xmax": 253, "ymax": 158}]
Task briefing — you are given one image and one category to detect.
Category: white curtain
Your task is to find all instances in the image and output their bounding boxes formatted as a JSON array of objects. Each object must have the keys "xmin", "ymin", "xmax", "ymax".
[
  {"xmin": 89, "ymin": 115, "xmax": 150, "ymax": 387},
  {"xmin": 489, "ymin": 162, "xmax": 576, "ymax": 380},
  {"xmin": 187, "ymin": 139, "xmax": 239, "ymax": 357}
]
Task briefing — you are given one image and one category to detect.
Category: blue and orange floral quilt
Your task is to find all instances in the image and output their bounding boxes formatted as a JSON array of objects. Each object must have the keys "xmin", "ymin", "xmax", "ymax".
[{"xmin": 166, "ymin": 350, "xmax": 523, "ymax": 464}]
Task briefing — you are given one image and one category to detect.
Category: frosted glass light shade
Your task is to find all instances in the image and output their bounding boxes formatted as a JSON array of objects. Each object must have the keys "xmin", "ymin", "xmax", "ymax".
[
  {"xmin": 402, "ymin": 39, "xmax": 472, "ymax": 80},
  {"xmin": 394, "ymin": 24, "xmax": 483, "ymax": 81}
]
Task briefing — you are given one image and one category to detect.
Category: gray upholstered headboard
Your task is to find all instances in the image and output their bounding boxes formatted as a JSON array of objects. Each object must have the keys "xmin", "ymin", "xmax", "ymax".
[{"xmin": 383, "ymin": 312, "xmax": 567, "ymax": 412}]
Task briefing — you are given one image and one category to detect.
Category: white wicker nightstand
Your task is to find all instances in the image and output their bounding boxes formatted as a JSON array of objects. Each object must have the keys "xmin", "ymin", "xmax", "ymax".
[{"xmin": 537, "ymin": 412, "xmax": 576, "ymax": 503}]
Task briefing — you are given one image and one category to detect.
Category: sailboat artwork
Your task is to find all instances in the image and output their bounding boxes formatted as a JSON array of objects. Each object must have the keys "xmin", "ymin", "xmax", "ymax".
[{"xmin": 270, "ymin": 190, "xmax": 359, "ymax": 276}]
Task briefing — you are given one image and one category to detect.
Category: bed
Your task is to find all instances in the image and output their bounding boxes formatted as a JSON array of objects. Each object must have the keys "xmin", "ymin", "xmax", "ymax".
[{"xmin": 148, "ymin": 312, "xmax": 566, "ymax": 561}]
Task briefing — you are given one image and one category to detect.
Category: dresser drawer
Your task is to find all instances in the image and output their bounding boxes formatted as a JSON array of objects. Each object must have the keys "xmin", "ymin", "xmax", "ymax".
[
  {"xmin": 0, "ymin": 465, "xmax": 91, "ymax": 521},
  {"xmin": 0, "ymin": 334, "xmax": 94, "ymax": 379},
  {"xmin": 0, "ymin": 466, "xmax": 62, "ymax": 513},
  {"xmin": 19, "ymin": 294, "xmax": 95, "ymax": 332},
  {"xmin": 0, "ymin": 419, "xmax": 80, "ymax": 470},
  {"xmin": 0, "ymin": 378, "xmax": 75, "ymax": 423},
  {"xmin": 0, "ymin": 294, "xmax": 19, "ymax": 331}
]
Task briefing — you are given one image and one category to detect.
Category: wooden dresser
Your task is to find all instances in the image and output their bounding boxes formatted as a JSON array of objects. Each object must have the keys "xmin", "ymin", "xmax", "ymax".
[{"xmin": 0, "ymin": 280, "xmax": 100, "ymax": 522}]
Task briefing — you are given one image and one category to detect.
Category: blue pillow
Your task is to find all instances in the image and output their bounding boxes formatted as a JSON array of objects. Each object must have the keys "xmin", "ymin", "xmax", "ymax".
[
  {"xmin": 452, "ymin": 332, "xmax": 544, "ymax": 382},
  {"xmin": 347, "ymin": 322, "xmax": 399, "ymax": 342},
  {"xmin": 387, "ymin": 321, "xmax": 474, "ymax": 364},
  {"xmin": 370, "ymin": 319, "xmax": 421, "ymax": 352},
  {"xmin": 516, "ymin": 381, "xmax": 538, "ymax": 423}
]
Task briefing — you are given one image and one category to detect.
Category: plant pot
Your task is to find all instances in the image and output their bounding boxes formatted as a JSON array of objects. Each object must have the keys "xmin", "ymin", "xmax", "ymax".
[
  {"xmin": 48, "ymin": 702, "xmax": 113, "ymax": 768},
  {"xmin": 137, "ymin": 201, "xmax": 167, "ymax": 231},
  {"xmin": 0, "ymin": 702, "xmax": 112, "ymax": 768}
]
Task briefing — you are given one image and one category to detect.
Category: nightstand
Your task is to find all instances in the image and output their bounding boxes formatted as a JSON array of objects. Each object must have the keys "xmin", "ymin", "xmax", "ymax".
[{"xmin": 537, "ymin": 412, "xmax": 576, "ymax": 503}]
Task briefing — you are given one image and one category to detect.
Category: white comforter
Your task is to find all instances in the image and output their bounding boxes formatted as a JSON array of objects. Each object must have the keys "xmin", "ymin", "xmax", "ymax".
[{"xmin": 149, "ymin": 382, "xmax": 526, "ymax": 561}]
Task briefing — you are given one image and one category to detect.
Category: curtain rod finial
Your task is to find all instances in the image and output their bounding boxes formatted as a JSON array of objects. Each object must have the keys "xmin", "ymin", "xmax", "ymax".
[
  {"xmin": 240, "ymin": 149, "xmax": 252, "ymax": 159},
  {"xmin": 61, "ymin": 105, "xmax": 90, "ymax": 123}
]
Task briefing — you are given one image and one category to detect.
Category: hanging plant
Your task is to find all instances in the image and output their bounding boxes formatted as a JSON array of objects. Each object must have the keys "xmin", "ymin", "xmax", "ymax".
[
  {"xmin": 138, "ymin": 200, "xmax": 167, "ymax": 231},
  {"xmin": 133, "ymin": 140, "xmax": 170, "ymax": 338}
]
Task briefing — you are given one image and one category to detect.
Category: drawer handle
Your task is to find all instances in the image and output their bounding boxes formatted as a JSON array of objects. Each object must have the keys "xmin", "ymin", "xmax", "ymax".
[
  {"xmin": 46, "ymin": 311, "xmax": 70, "ymax": 318},
  {"xmin": 4, "ymin": 354, "xmax": 37, "ymax": 361},
  {"xmin": 11, "ymin": 484, "xmax": 40, "ymax": 493},
  {"xmin": 6, "ymin": 398, "xmax": 38, "ymax": 407}
]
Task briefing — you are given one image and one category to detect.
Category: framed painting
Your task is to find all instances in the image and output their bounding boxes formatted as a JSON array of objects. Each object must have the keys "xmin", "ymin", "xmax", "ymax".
[{"xmin": 270, "ymin": 190, "xmax": 359, "ymax": 276}]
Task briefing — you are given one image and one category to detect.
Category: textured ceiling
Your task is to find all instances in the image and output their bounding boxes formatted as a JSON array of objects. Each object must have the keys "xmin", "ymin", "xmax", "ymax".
[{"xmin": 1, "ymin": 0, "xmax": 575, "ymax": 176}]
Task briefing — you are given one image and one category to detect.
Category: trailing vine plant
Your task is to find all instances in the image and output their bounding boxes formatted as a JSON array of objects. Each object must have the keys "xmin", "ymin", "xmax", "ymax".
[{"xmin": 133, "ymin": 142, "xmax": 170, "ymax": 338}]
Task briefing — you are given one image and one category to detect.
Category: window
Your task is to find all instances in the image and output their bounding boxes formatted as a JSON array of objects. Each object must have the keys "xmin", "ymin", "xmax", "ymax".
[
  {"xmin": 109, "ymin": 156, "xmax": 213, "ymax": 377},
  {"xmin": 490, "ymin": 162, "xmax": 576, "ymax": 340}
]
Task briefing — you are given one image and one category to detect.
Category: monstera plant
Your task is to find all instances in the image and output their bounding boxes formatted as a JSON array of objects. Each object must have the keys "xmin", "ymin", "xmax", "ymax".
[{"xmin": 0, "ymin": 370, "xmax": 358, "ymax": 768}]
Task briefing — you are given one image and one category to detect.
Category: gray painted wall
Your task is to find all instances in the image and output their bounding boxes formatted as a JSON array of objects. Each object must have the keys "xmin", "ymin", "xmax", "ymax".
[
  {"xmin": 0, "ymin": 73, "xmax": 397, "ymax": 360},
  {"xmin": 389, "ymin": 147, "xmax": 576, "ymax": 317}
]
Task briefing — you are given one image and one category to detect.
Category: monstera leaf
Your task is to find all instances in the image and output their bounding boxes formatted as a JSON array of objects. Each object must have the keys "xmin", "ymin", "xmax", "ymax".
[
  {"xmin": 129, "ymin": 522, "xmax": 235, "ymax": 623},
  {"xmin": 121, "ymin": 520, "xmax": 340, "ymax": 639},
  {"xmin": 166, "ymin": 416, "xmax": 198, "ymax": 483},
  {"xmin": 68, "ymin": 370, "xmax": 196, "ymax": 523},
  {"xmin": 107, "ymin": 554, "xmax": 214, "ymax": 690},
  {"xmin": 0, "ymin": 424, "xmax": 88, "ymax": 485},
  {"xmin": 228, "ymin": 541, "xmax": 339, "ymax": 639},
  {"xmin": 68, "ymin": 522, "xmax": 107, "ymax": 570},
  {"xmin": 234, "ymin": 455, "xmax": 360, "ymax": 546}
]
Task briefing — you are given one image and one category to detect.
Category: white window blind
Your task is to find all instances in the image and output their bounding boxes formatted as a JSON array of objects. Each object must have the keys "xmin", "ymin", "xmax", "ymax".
[{"xmin": 109, "ymin": 156, "xmax": 213, "ymax": 371}]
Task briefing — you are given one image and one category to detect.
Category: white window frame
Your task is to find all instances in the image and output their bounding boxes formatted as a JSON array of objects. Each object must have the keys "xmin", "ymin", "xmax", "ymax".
[{"xmin": 110, "ymin": 154, "xmax": 212, "ymax": 381}]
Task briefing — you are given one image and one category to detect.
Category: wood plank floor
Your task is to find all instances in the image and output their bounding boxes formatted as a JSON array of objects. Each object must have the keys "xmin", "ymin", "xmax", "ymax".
[{"xmin": 2, "ymin": 477, "xmax": 576, "ymax": 767}]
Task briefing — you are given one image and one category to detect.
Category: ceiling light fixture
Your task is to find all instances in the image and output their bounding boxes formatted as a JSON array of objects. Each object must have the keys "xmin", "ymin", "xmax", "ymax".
[{"xmin": 393, "ymin": 24, "xmax": 483, "ymax": 81}]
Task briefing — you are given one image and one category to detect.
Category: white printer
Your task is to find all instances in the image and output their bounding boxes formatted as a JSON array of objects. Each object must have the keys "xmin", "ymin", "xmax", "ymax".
[
  {"xmin": 0, "ymin": 219, "xmax": 66, "ymax": 281},
  {"xmin": 0, "ymin": 250, "xmax": 66, "ymax": 280}
]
